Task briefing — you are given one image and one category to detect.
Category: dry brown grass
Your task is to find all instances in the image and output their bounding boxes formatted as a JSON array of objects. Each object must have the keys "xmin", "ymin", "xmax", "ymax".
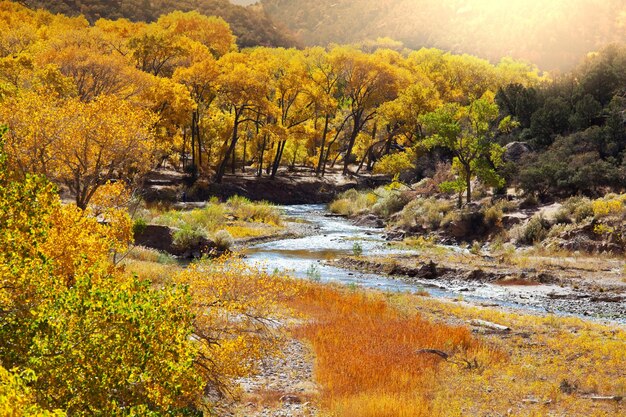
[{"xmin": 288, "ymin": 283, "xmax": 503, "ymax": 417}]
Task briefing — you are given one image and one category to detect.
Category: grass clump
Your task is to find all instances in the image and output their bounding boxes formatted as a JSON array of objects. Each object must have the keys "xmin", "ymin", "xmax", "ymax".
[
  {"xmin": 227, "ymin": 196, "xmax": 281, "ymax": 225},
  {"xmin": 289, "ymin": 284, "xmax": 499, "ymax": 417},
  {"xmin": 329, "ymin": 189, "xmax": 378, "ymax": 216},
  {"xmin": 213, "ymin": 230, "xmax": 234, "ymax": 252},
  {"xmin": 396, "ymin": 197, "xmax": 454, "ymax": 230}
]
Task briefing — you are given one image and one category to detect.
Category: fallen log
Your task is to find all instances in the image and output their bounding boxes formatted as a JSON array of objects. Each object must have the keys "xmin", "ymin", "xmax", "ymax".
[
  {"xmin": 415, "ymin": 349, "xmax": 449, "ymax": 360},
  {"xmin": 582, "ymin": 395, "xmax": 623, "ymax": 402},
  {"xmin": 468, "ymin": 319, "xmax": 511, "ymax": 332}
]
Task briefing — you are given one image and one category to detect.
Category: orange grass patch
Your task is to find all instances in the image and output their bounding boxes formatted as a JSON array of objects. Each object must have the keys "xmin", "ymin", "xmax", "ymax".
[{"xmin": 288, "ymin": 284, "xmax": 503, "ymax": 417}]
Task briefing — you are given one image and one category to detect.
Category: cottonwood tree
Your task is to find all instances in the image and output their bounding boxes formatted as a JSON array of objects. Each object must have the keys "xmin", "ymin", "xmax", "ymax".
[
  {"xmin": 421, "ymin": 93, "xmax": 504, "ymax": 205},
  {"xmin": 1, "ymin": 93, "xmax": 159, "ymax": 208},
  {"xmin": 214, "ymin": 50, "xmax": 274, "ymax": 183},
  {"xmin": 330, "ymin": 47, "xmax": 400, "ymax": 175}
]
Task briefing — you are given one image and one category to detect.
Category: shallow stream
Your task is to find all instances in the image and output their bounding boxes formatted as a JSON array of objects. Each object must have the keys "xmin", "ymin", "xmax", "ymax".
[{"xmin": 244, "ymin": 205, "xmax": 625, "ymax": 324}]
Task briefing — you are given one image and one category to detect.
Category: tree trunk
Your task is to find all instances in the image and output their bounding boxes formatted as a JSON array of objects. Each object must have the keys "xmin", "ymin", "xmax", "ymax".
[
  {"xmin": 465, "ymin": 165, "xmax": 472, "ymax": 204},
  {"xmin": 257, "ymin": 134, "xmax": 267, "ymax": 177},
  {"xmin": 191, "ymin": 113, "xmax": 196, "ymax": 170},
  {"xmin": 316, "ymin": 114, "xmax": 330, "ymax": 176},
  {"xmin": 270, "ymin": 140, "xmax": 286, "ymax": 179},
  {"xmin": 343, "ymin": 115, "xmax": 361, "ymax": 175},
  {"xmin": 242, "ymin": 137, "xmax": 247, "ymax": 173},
  {"xmin": 215, "ymin": 115, "xmax": 240, "ymax": 183}
]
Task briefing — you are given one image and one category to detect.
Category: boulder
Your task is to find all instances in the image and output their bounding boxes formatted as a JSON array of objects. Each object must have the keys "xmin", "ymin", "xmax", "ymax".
[
  {"xmin": 353, "ymin": 214, "xmax": 385, "ymax": 228},
  {"xmin": 501, "ymin": 213, "xmax": 529, "ymax": 228},
  {"xmin": 503, "ymin": 141, "xmax": 532, "ymax": 162}
]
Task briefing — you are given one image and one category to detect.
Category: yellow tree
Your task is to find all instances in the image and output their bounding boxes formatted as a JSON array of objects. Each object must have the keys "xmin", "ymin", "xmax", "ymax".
[
  {"xmin": 156, "ymin": 11, "xmax": 235, "ymax": 58},
  {"xmin": 330, "ymin": 47, "xmax": 400, "ymax": 175},
  {"xmin": 1, "ymin": 93, "xmax": 159, "ymax": 208},
  {"xmin": 265, "ymin": 48, "xmax": 315, "ymax": 178},
  {"xmin": 174, "ymin": 56, "xmax": 220, "ymax": 172},
  {"xmin": 214, "ymin": 50, "xmax": 274, "ymax": 183}
]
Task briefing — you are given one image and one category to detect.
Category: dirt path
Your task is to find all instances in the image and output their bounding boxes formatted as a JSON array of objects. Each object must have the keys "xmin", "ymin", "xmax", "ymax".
[{"xmin": 225, "ymin": 339, "xmax": 319, "ymax": 417}]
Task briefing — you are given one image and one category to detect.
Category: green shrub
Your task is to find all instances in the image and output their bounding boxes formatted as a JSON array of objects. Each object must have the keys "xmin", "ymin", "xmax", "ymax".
[
  {"xmin": 132, "ymin": 218, "xmax": 147, "ymax": 237},
  {"xmin": 306, "ymin": 263, "xmax": 321, "ymax": 281},
  {"xmin": 172, "ymin": 225, "xmax": 208, "ymax": 251},
  {"xmin": 352, "ymin": 242, "xmax": 363, "ymax": 256},
  {"xmin": 518, "ymin": 216, "xmax": 550, "ymax": 245}
]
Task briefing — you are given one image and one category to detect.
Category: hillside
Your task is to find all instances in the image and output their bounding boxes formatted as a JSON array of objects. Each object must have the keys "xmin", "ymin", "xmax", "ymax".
[
  {"xmin": 21, "ymin": 0, "xmax": 296, "ymax": 48},
  {"xmin": 262, "ymin": 0, "xmax": 626, "ymax": 70}
]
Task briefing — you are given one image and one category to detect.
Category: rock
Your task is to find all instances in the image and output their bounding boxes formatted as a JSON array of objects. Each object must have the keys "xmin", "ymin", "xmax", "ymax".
[
  {"xmin": 466, "ymin": 269, "xmax": 487, "ymax": 281},
  {"xmin": 501, "ymin": 213, "xmax": 529, "ymax": 228},
  {"xmin": 503, "ymin": 141, "xmax": 532, "ymax": 162},
  {"xmin": 416, "ymin": 261, "xmax": 438, "ymax": 279},
  {"xmin": 353, "ymin": 214, "xmax": 385, "ymax": 228},
  {"xmin": 279, "ymin": 395, "xmax": 302, "ymax": 404},
  {"xmin": 134, "ymin": 225, "xmax": 173, "ymax": 252},
  {"xmin": 384, "ymin": 229, "xmax": 406, "ymax": 241},
  {"xmin": 444, "ymin": 209, "xmax": 489, "ymax": 241}
]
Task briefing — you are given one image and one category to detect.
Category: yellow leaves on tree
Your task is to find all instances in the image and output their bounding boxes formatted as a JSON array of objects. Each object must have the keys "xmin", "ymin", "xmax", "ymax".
[
  {"xmin": 1, "ymin": 92, "xmax": 159, "ymax": 208},
  {"xmin": 175, "ymin": 257, "xmax": 298, "ymax": 396},
  {"xmin": 0, "ymin": 129, "xmax": 203, "ymax": 415}
]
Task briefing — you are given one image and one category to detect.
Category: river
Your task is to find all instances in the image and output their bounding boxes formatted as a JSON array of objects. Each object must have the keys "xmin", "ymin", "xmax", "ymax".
[{"xmin": 244, "ymin": 204, "xmax": 625, "ymax": 324}]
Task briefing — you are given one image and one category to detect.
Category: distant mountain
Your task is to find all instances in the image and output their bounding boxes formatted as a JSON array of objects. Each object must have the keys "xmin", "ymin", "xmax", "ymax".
[
  {"xmin": 21, "ymin": 0, "xmax": 296, "ymax": 48},
  {"xmin": 261, "ymin": 0, "xmax": 626, "ymax": 70}
]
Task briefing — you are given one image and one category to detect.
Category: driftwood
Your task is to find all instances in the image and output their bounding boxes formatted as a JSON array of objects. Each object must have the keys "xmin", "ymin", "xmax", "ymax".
[
  {"xmin": 415, "ymin": 349, "xmax": 449, "ymax": 360},
  {"xmin": 468, "ymin": 319, "xmax": 511, "ymax": 332},
  {"xmin": 582, "ymin": 395, "xmax": 623, "ymax": 402}
]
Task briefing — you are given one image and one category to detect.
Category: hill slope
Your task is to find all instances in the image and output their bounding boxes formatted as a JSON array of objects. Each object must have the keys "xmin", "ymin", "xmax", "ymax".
[
  {"xmin": 262, "ymin": 0, "xmax": 626, "ymax": 69},
  {"xmin": 21, "ymin": 0, "xmax": 296, "ymax": 48}
]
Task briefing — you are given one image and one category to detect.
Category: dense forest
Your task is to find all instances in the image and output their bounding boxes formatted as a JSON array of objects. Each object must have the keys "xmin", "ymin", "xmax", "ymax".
[
  {"xmin": 19, "ymin": 0, "xmax": 296, "ymax": 47},
  {"xmin": 1, "ymin": 1, "xmax": 625, "ymax": 209},
  {"xmin": 263, "ymin": 0, "xmax": 626, "ymax": 70}
]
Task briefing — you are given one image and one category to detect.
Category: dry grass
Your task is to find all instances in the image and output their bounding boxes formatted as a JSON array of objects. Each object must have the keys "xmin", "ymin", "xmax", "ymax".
[
  {"xmin": 288, "ymin": 283, "xmax": 503, "ymax": 417},
  {"xmin": 390, "ymin": 295, "xmax": 626, "ymax": 416}
]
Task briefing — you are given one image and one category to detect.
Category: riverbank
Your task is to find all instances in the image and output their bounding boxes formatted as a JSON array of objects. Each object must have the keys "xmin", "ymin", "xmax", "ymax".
[
  {"xmin": 122, "ymin": 204, "xmax": 626, "ymax": 416},
  {"xmin": 141, "ymin": 168, "xmax": 390, "ymax": 205}
]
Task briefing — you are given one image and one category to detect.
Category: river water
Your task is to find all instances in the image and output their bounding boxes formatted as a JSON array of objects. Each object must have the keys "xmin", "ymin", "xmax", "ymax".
[{"xmin": 244, "ymin": 205, "xmax": 625, "ymax": 324}]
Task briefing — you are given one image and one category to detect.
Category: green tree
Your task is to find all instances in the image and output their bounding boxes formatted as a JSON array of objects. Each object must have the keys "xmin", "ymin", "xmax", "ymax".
[{"xmin": 421, "ymin": 94, "xmax": 504, "ymax": 204}]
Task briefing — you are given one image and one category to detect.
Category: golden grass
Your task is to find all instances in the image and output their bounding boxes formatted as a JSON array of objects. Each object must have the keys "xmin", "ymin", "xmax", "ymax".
[
  {"xmin": 288, "ymin": 284, "xmax": 503, "ymax": 417},
  {"xmin": 391, "ymin": 295, "xmax": 626, "ymax": 416}
]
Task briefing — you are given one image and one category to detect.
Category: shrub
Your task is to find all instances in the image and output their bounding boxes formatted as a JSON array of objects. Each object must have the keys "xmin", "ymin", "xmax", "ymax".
[
  {"xmin": 371, "ymin": 191, "xmax": 409, "ymax": 218},
  {"xmin": 173, "ymin": 225, "xmax": 208, "ymax": 251},
  {"xmin": 306, "ymin": 263, "xmax": 321, "ymax": 281},
  {"xmin": 213, "ymin": 229, "xmax": 234, "ymax": 251},
  {"xmin": 352, "ymin": 242, "xmax": 363, "ymax": 256},
  {"xmin": 553, "ymin": 207, "xmax": 572, "ymax": 224},
  {"xmin": 396, "ymin": 197, "xmax": 454, "ymax": 230},
  {"xmin": 518, "ymin": 215, "xmax": 550, "ymax": 245},
  {"xmin": 483, "ymin": 203, "xmax": 503, "ymax": 228},
  {"xmin": 132, "ymin": 218, "xmax": 147, "ymax": 238}
]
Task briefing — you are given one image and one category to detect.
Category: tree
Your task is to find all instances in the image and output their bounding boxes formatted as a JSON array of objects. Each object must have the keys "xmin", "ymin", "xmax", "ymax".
[
  {"xmin": 214, "ymin": 50, "xmax": 274, "ymax": 183},
  {"xmin": 1, "ymin": 93, "xmax": 159, "ymax": 208},
  {"xmin": 421, "ymin": 94, "xmax": 504, "ymax": 204},
  {"xmin": 330, "ymin": 47, "xmax": 400, "ymax": 175},
  {"xmin": 174, "ymin": 56, "xmax": 220, "ymax": 172},
  {"xmin": 0, "ymin": 128, "xmax": 202, "ymax": 414}
]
